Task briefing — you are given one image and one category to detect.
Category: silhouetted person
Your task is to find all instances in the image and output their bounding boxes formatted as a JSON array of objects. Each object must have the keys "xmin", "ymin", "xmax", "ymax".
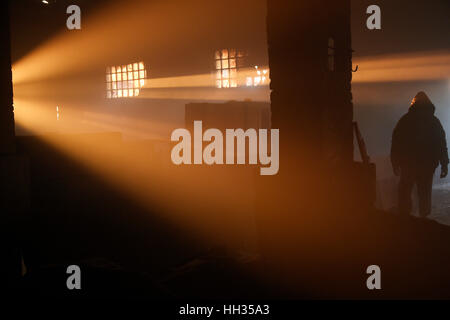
[{"xmin": 391, "ymin": 92, "xmax": 449, "ymax": 218}]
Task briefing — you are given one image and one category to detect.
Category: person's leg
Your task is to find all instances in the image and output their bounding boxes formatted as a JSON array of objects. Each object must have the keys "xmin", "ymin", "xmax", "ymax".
[
  {"xmin": 417, "ymin": 168, "xmax": 435, "ymax": 218},
  {"xmin": 398, "ymin": 168, "xmax": 415, "ymax": 216}
]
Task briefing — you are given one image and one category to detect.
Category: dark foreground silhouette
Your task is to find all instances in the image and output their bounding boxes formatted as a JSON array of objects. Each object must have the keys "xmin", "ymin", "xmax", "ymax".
[
  {"xmin": 3, "ymin": 133, "xmax": 450, "ymax": 300},
  {"xmin": 391, "ymin": 91, "xmax": 449, "ymax": 217}
]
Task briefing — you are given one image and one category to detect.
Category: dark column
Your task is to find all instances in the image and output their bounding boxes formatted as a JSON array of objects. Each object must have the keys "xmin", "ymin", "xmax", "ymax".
[
  {"xmin": 0, "ymin": 1, "xmax": 28, "ymax": 293},
  {"xmin": 263, "ymin": 0, "xmax": 354, "ymax": 221},
  {"xmin": 0, "ymin": 0, "xmax": 15, "ymax": 154},
  {"xmin": 267, "ymin": 0, "xmax": 353, "ymax": 165},
  {"xmin": 255, "ymin": 0, "xmax": 355, "ymax": 295}
]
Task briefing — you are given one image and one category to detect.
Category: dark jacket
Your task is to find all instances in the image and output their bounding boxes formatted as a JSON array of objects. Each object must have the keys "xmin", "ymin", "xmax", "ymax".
[{"xmin": 391, "ymin": 92, "xmax": 449, "ymax": 171}]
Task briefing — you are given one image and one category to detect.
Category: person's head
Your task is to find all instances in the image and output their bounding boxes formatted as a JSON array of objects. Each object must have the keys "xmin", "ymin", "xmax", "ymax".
[{"xmin": 410, "ymin": 91, "xmax": 435, "ymax": 115}]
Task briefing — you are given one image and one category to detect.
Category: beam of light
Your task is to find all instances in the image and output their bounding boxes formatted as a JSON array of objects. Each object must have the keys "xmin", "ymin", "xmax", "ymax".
[
  {"xmin": 10, "ymin": 0, "xmax": 339, "ymax": 290},
  {"xmin": 137, "ymin": 68, "xmax": 271, "ymax": 102},
  {"xmin": 352, "ymin": 81, "xmax": 450, "ymax": 108},
  {"xmin": 13, "ymin": 0, "xmax": 168, "ymax": 84},
  {"xmin": 81, "ymin": 111, "xmax": 179, "ymax": 140},
  {"xmin": 12, "ymin": 0, "xmax": 264, "ymax": 85},
  {"xmin": 137, "ymin": 86, "xmax": 270, "ymax": 102},
  {"xmin": 353, "ymin": 51, "xmax": 450, "ymax": 83},
  {"xmin": 143, "ymin": 67, "xmax": 270, "ymax": 89},
  {"xmin": 145, "ymin": 73, "xmax": 223, "ymax": 89},
  {"xmin": 14, "ymin": 99, "xmax": 263, "ymax": 251}
]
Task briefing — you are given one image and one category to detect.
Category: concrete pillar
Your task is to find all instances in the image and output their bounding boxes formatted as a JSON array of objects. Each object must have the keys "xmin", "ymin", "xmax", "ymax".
[
  {"xmin": 267, "ymin": 0, "xmax": 353, "ymax": 165},
  {"xmin": 255, "ymin": 0, "xmax": 356, "ymax": 293},
  {"xmin": 0, "ymin": 1, "xmax": 28, "ymax": 292},
  {"xmin": 0, "ymin": 0, "xmax": 15, "ymax": 154}
]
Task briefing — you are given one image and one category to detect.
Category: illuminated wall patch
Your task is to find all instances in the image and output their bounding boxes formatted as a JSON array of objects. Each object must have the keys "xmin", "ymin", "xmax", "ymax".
[{"xmin": 246, "ymin": 66, "xmax": 268, "ymax": 87}]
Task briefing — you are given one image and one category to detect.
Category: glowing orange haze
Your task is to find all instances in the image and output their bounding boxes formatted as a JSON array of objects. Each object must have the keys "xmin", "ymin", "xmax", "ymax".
[
  {"xmin": 353, "ymin": 50, "xmax": 450, "ymax": 83},
  {"xmin": 11, "ymin": 0, "xmax": 449, "ymax": 258}
]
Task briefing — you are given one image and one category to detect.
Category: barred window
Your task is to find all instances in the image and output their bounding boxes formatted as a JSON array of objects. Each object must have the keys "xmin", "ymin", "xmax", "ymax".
[
  {"xmin": 215, "ymin": 49, "xmax": 243, "ymax": 88},
  {"xmin": 106, "ymin": 62, "xmax": 147, "ymax": 99}
]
